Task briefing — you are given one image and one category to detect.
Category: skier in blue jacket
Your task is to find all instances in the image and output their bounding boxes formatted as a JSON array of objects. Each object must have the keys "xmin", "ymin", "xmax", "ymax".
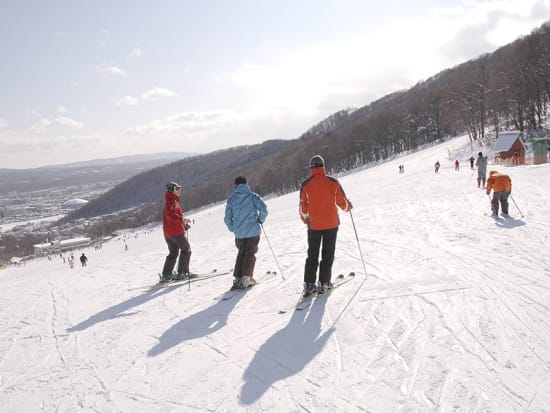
[{"xmin": 224, "ymin": 176, "xmax": 268, "ymax": 290}]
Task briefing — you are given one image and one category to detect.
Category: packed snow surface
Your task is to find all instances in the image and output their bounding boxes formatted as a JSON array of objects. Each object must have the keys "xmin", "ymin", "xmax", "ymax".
[{"xmin": 1, "ymin": 134, "xmax": 549, "ymax": 412}]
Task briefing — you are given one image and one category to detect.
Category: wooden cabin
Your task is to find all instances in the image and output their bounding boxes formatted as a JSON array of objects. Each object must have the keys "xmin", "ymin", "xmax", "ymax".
[{"xmin": 493, "ymin": 131, "xmax": 526, "ymax": 165}]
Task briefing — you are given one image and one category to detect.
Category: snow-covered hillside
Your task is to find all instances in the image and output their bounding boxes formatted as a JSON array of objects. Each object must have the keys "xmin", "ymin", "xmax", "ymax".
[{"xmin": 1, "ymin": 135, "xmax": 549, "ymax": 412}]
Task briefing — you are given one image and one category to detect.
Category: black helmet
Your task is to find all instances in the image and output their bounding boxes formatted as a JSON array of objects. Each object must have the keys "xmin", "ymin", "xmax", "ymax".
[
  {"xmin": 308, "ymin": 154, "xmax": 325, "ymax": 168},
  {"xmin": 165, "ymin": 182, "xmax": 181, "ymax": 193},
  {"xmin": 478, "ymin": 152, "xmax": 483, "ymax": 157}
]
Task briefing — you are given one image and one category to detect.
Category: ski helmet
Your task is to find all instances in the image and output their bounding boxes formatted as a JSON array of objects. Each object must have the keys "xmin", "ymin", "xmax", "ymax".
[
  {"xmin": 165, "ymin": 182, "xmax": 181, "ymax": 192},
  {"xmin": 478, "ymin": 152, "xmax": 483, "ymax": 157},
  {"xmin": 308, "ymin": 154, "xmax": 325, "ymax": 168}
]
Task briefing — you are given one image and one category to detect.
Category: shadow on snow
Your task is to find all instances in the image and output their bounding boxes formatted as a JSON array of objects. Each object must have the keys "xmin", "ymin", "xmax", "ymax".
[
  {"xmin": 147, "ymin": 292, "xmax": 246, "ymax": 357},
  {"xmin": 66, "ymin": 283, "xmax": 185, "ymax": 333},
  {"xmin": 240, "ymin": 296, "xmax": 334, "ymax": 405}
]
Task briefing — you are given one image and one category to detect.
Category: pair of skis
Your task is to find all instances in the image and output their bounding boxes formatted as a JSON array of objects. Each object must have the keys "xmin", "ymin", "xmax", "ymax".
[
  {"xmin": 220, "ymin": 270, "xmax": 279, "ymax": 301},
  {"xmin": 152, "ymin": 269, "xmax": 232, "ymax": 289},
  {"xmin": 278, "ymin": 272, "xmax": 356, "ymax": 313}
]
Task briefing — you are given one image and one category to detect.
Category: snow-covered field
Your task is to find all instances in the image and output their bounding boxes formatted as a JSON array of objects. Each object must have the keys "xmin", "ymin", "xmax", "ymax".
[{"xmin": 1, "ymin": 134, "xmax": 549, "ymax": 412}]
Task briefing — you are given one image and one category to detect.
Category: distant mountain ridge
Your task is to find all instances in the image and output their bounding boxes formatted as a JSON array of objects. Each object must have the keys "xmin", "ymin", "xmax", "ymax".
[
  {"xmin": 0, "ymin": 152, "xmax": 193, "ymax": 171},
  {"xmin": 0, "ymin": 152, "xmax": 194, "ymax": 194}
]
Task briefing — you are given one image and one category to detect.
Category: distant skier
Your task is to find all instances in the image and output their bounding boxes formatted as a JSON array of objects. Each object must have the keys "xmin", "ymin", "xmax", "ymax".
[
  {"xmin": 434, "ymin": 161, "xmax": 440, "ymax": 173},
  {"xmin": 79, "ymin": 253, "xmax": 88, "ymax": 267},
  {"xmin": 475, "ymin": 152, "xmax": 488, "ymax": 188},
  {"xmin": 224, "ymin": 176, "xmax": 268, "ymax": 291},
  {"xmin": 486, "ymin": 170, "xmax": 512, "ymax": 217},
  {"xmin": 469, "ymin": 156, "xmax": 475, "ymax": 169},
  {"xmin": 160, "ymin": 182, "xmax": 192, "ymax": 282},
  {"xmin": 299, "ymin": 155, "xmax": 353, "ymax": 297},
  {"xmin": 455, "ymin": 160, "xmax": 460, "ymax": 171}
]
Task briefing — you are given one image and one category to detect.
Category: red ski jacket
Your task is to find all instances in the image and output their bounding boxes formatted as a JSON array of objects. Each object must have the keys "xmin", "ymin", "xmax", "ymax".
[{"xmin": 163, "ymin": 192, "xmax": 186, "ymax": 238}]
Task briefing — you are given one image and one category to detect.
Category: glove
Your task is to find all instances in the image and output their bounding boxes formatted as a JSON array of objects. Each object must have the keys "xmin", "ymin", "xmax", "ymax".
[
  {"xmin": 184, "ymin": 224, "xmax": 191, "ymax": 230},
  {"xmin": 346, "ymin": 200, "xmax": 353, "ymax": 211}
]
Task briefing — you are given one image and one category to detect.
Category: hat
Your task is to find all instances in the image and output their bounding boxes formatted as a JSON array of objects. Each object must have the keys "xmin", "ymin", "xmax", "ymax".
[
  {"xmin": 234, "ymin": 176, "xmax": 247, "ymax": 185},
  {"xmin": 165, "ymin": 182, "xmax": 181, "ymax": 192},
  {"xmin": 308, "ymin": 155, "xmax": 325, "ymax": 168},
  {"xmin": 478, "ymin": 152, "xmax": 483, "ymax": 157}
]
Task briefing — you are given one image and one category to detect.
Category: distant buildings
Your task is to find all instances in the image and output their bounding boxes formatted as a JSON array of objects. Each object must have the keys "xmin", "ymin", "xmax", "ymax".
[{"xmin": 33, "ymin": 237, "xmax": 91, "ymax": 256}]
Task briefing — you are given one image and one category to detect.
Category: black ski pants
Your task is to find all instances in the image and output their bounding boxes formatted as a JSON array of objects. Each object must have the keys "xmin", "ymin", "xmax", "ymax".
[
  {"xmin": 491, "ymin": 191, "xmax": 510, "ymax": 215},
  {"xmin": 162, "ymin": 235, "xmax": 191, "ymax": 276},
  {"xmin": 304, "ymin": 227, "xmax": 338, "ymax": 285}
]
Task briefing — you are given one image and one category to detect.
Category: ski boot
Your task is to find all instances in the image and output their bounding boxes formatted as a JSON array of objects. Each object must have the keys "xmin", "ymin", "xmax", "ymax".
[
  {"xmin": 230, "ymin": 277, "xmax": 244, "ymax": 291},
  {"xmin": 317, "ymin": 281, "xmax": 333, "ymax": 294},
  {"xmin": 303, "ymin": 282, "xmax": 317, "ymax": 297},
  {"xmin": 241, "ymin": 275, "xmax": 256, "ymax": 288},
  {"xmin": 159, "ymin": 273, "xmax": 176, "ymax": 283}
]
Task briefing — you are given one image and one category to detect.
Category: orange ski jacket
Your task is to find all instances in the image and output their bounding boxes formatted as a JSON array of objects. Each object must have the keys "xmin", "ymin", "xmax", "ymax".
[
  {"xmin": 486, "ymin": 171, "xmax": 512, "ymax": 193},
  {"xmin": 299, "ymin": 167, "xmax": 352, "ymax": 230}
]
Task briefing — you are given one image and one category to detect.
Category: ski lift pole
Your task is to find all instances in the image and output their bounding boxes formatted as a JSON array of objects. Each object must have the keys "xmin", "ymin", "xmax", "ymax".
[
  {"xmin": 261, "ymin": 223, "xmax": 286, "ymax": 281},
  {"xmin": 510, "ymin": 194, "xmax": 524, "ymax": 218}
]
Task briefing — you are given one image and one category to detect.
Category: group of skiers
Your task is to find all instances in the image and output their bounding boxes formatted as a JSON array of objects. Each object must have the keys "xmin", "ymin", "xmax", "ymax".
[
  {"xmin": 449, "ymin": 151, "xmax": 513, "ymax": 218},
  {"xmin": 160, "ymin": 155, "xmax": 352, "ymax": 297},
  {"xmin": 160, "ymin": 149, "xmax": 513, "ymax": 296}
]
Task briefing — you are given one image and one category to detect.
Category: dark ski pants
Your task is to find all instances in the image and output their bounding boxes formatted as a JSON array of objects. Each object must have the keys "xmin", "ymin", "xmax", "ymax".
[
  {"xmin": 304, "ymin": 227, "xmax": 338, "ymax": 285},
  {"xmin": 477, "ymin": 171, "xmax": 486, "ymax": 187},
  {"xmin": 233, "ymin": 236, "xmax": 260, "ymax": 278},
  {"xmin": 491, "ymin": 191, "xmax": 510, "ymax": 215},
  {"xmin": 162, "ymin": 235, "xmax": 191, "ymax": 276}
]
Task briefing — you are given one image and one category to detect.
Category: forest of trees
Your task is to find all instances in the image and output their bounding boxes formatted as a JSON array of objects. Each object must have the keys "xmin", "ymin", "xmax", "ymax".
[{"xmin": 60, "ymin": 21, "xmax": 550, "ymax": 238}]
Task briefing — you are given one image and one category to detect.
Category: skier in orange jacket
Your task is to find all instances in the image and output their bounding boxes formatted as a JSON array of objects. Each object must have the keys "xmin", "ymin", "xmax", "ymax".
[
  {"xmin": 299, "ymin": 155, "xmax": 352, "ymax": 296},
  {"xmin": 486, "ymin": 170, "xmax": 512, "ymax": 217}
]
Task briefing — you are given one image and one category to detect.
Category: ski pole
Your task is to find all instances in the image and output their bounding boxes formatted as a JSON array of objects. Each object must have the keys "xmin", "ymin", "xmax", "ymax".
[
  {"xmin": 510, "ymin": 194, "xmax": 524, "ymax": 218},
  {"xmin": 349, "ymin": 210, "xmax": 369, "ymax": 280},
  {"xmin": 330, "ymin": 210, "xmax": 371, "ymax": 328},
  {"xmin": 261, "ymin": 223, "xmax": 286, "ymax": 281},
  {"xmin": 467, "ymin": 169, "xmax": 475, "ymax": 185}
]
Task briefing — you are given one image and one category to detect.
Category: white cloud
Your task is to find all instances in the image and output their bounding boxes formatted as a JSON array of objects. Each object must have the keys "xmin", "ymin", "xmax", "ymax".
[
  {"xmin": 115, "ymin": 88, "xmax": 176, "ymax": 106},
  {"xmin": 126, "ymin": 110, "xmax": 234, "ymax": 137},
  {"xmin": 141, "ymin": 87, "xmax": 177, "ymax": 101},
  {"xmin": 221, "ymin": 0, "xmax": 550, "ymax": 119},
  {"xmin": 30, "ymin": 116, "xmax": 83, "ymax": 133},
  {"xmin": 121, "ymin": 110, "xmax": 243, "ymax": 154},
  {"xmin": 57, "ymin": 105, "xmax": 68, "ymax": 114},
  {"xmin": 0, "ymin": 117, "xmax": 7, "ymax": 129},
  {"xmin": 116, "ymin": 96, "xmax": 139, "ymax": 106},
  {"xmin": 97, "ymin": 65, "xmax": 127, "ymax": 76},
  {"xmin": 55, "ymin": 116, "xmax": 83, "ymax": 129},
  {"xmin": 129, "ymin": 47, "xmax": 145, "ymax": 59}
]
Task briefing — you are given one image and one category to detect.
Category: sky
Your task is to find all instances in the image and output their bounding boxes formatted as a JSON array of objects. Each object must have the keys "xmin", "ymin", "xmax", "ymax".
[
  {"xmin": 1, "ymin": 0, "xmax": 550, "ymax": 169},
  {"xmin": 1, "ymin": 133, "xmax": 549, "ymax": 411}
]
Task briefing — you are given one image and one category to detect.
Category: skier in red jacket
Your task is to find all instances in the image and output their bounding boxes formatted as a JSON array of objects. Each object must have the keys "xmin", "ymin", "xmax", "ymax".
[{"xmin": 160, "ymin": 182, "xmax": 192, "ymax": 281}]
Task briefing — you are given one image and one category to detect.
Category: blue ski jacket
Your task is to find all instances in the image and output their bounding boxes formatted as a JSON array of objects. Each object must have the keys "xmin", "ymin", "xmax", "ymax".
[{"xmin": 224, "ymin": 184, "xmax": 268, "ymax": 239}]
